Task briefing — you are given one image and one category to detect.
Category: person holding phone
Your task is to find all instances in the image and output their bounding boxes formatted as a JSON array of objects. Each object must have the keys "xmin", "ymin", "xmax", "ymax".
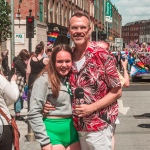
[{"xmin": 28, "ymin": 44, "xmax": 80, "ymax": 150}]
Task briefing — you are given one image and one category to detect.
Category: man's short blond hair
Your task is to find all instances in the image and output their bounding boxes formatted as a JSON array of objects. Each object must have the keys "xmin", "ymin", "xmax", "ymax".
[{"xmin": 69, "ymin": 11, "xmax": 91, "ymax": 26}]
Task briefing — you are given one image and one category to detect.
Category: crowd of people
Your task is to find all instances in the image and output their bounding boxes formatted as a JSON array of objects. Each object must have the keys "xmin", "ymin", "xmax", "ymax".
[
  {"xmin": 111, "ymin": 41, "xmax": 150, "ymax": 74},
  {"xmin": 0, "ymin": 11, "xmax": 131, "ymax": 150}
]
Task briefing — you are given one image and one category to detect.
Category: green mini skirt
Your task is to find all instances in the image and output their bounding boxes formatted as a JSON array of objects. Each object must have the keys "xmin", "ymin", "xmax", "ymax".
[{"xmin": 43, "ymin": 117, "xmax": 79, "ymax": 147}]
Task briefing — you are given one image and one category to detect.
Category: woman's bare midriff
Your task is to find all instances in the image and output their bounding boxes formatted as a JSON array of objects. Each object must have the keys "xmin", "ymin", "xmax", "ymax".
[{"xmin": 46, "ymin": 115, "xmax": 72, "ymax": 118}]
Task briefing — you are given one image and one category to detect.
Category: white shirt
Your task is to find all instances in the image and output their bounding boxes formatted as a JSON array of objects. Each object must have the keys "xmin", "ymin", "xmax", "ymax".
[{"xmin": 73, "ymin": 56, "xmax": 85, "ymax": 72}]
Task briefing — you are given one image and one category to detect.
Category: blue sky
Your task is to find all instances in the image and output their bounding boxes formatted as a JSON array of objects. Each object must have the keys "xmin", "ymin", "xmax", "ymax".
[{"xmin": 110, "ymin": 0, "xmax": 150, "ymax": 26}]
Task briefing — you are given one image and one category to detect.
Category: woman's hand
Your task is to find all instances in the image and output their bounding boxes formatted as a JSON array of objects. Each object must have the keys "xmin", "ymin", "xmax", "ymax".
[
  {"xmin": 121, "ymin": 59, "xmax": 128, "ymax": 70},
  {"xmin": 42, "ymin": 101, "xmax": 56, "ymax": 115},
  {"xmin": 11, "ymin": 74, "xmax": 17, "ymax": 82},
  {"xmin": 42, "ymin": 144, "xmax": 52, "ymax": 150}
]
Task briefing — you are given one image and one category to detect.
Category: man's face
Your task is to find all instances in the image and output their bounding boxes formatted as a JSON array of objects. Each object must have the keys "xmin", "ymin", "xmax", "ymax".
[{"xmin": 68, "ymin": 16, "xmax": 91, "ymax": 46}]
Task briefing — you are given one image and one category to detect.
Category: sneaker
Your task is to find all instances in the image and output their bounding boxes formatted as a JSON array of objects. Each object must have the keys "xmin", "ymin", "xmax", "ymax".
[{"xmin": 15, "ymin": 116, "xmax": 25, "ymax": 121}]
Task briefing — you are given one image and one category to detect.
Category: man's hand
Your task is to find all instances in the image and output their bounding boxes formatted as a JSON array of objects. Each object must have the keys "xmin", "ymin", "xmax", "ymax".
[
  {"xmin": 74, "ymin": 104, "xmax": 96, "ymax": 117},
  {"xmin": 42, "ymin": 144, "xmax": 52, "ymax": 150},
  {"xmin": 42, "ymin": 101, "xmax": 56, "ymax": 115}
]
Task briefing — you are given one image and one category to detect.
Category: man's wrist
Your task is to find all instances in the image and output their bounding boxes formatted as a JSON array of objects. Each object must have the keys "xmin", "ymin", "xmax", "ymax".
[{"xmin": 91, "ymin": 103, "xmax": 97, "ymax": 112}]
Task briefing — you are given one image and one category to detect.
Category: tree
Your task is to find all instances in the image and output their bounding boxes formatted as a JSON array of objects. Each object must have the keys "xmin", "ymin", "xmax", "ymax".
[{"xmin": 0, "ymin": 0, "xmax": 11, "ymax": 46}]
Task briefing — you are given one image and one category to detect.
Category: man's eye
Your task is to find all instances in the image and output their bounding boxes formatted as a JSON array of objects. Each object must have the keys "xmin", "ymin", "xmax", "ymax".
[
  {"xmin": 81, "ymin": 26, "xmax": 86, "ymax": 29},
  {"xmin": 71, "ymin": 26, "xmax": 77, "ymax": 30}
]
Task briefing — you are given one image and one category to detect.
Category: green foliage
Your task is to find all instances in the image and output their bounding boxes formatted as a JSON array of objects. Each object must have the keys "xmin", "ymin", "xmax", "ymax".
[{"xmin": 0, "ymin": 0, "xmax": 12, "ymax": 44}]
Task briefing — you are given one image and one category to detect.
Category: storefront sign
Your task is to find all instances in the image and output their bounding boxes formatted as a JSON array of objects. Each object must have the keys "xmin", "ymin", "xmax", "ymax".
[{"xmin": 15, "ymin": 33, "xmax": 25, "ymax": 44}]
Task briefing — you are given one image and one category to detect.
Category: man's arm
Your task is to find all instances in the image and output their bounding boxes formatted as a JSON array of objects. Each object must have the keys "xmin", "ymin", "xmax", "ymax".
[{"xmin": 75, "ymin": 86, "xmax": 122, "ymax": 117}]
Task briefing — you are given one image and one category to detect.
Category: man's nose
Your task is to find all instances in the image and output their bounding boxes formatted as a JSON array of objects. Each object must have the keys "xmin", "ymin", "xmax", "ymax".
[{"xmin": 76, "ymin": 27, "xmax": 82, "ymax": 32}]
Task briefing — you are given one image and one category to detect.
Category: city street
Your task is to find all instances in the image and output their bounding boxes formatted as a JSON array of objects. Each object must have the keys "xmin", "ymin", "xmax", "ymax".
[
  {"xmin": 115, "ymin": 82, "xmax": 150, "ymax": 150},
  {"xmin": 10, "ymin": 81, "xmax": 150, "ymax": 150}
]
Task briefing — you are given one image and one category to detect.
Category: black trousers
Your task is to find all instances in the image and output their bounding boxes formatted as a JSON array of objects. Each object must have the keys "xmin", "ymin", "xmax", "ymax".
[{"xmin": 0, "ymin": 125, "xmax": 13, "ymax": 150}]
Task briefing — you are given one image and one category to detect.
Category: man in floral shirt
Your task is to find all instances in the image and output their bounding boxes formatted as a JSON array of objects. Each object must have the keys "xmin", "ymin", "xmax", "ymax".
[
  {"xmin": 68, "ymin": 12, "xmax": 122, "ymax": 150},
  {"xmin": 43, "ymin": 12, "xmax": 122, "ymax": 150}
]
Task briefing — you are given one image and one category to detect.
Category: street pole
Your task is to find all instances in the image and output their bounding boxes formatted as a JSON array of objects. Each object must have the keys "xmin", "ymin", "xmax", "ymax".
[
  {"xmin": 28, "ymin": 9, "xmax": 32, "ymax": 53},
  {"xmin": 10, "ymin": 0, "xmax": 15, "ymax": 63},
  {"xmin": 106, "ymin": 21, "xmax": 108, "ymax": 41},
  {"xmin": 26, "ymin": 9, "xmax": 35, "ymax": 142},
  {"xmin": 96, "ymin": 27, "xmax": 98, "ymax": 41}
]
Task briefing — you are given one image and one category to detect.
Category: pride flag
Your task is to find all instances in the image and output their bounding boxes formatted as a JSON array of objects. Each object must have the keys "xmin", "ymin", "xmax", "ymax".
[
  {"xmin": 136, "ymin": 61, "xmax": 145, "ymax": 69},
  {"xmin": 47, "ymin": 32, "xmax": 59, "ymax": 43}
]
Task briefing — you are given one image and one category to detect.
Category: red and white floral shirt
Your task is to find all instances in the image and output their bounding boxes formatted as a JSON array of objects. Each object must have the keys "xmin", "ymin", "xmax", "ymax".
[{"xmin": 70, "ymin": 42, "xmax": 121, "ymax": 131}]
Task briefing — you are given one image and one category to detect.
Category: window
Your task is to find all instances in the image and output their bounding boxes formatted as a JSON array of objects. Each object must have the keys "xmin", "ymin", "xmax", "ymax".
[{"xmin": 39, "ymin": 0, "xmax": 43, "ymax": 22}]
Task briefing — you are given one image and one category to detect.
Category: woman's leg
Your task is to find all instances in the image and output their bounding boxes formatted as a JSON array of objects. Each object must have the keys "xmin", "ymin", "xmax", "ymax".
[
  {"xmin": 14, "ymin": 97, "xmax": 25, "ymax": 121},
  {"xmin": 66, "ymin": 141, "xmax": 81, "ymax": 150},
  {"xmin": 52, "ymin": 144, "xmax": 65, "ymax": 150}
]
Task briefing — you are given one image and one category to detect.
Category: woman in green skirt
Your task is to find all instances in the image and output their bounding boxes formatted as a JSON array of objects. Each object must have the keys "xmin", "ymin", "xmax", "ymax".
[{"xmin": 28, "ymin": 44, "xmax": 80, "ymax": 150}]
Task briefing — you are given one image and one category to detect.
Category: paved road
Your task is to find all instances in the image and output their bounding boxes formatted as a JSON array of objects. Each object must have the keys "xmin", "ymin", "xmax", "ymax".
[
  {"xmin": 10, "ymin": 83, "xmax": 150, "ymax": 150},
  {"xmin": 115, "ymin": 86, "xmax": 150, "ymax": 150}
]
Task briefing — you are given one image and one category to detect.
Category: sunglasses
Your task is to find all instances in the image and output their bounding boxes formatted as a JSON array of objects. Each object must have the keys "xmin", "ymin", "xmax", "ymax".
[{"xmin": 47, "ymin": 49, "xmax": 52, "ymax": 52}]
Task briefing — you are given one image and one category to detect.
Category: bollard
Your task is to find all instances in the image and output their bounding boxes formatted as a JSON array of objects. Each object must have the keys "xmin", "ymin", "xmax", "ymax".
[{"xmin": 26, "ymin": 89, "xmax": 35, "ymax": 142}]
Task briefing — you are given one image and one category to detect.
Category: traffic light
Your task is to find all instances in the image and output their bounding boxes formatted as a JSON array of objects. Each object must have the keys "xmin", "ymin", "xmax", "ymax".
[{"xmin": 26, "ymin": 16, "xmax": 34, "ymax": 38}]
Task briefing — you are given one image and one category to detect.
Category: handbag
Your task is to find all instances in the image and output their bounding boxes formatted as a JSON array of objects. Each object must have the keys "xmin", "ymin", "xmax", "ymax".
[{"xmin": 0, "ymin": 108, "xmax": 20, "ymax": 150}]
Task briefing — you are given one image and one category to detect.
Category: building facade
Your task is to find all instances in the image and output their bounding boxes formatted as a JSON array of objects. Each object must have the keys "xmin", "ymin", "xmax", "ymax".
[
  {"xmin": 122, "ymin": 20, "xmax": 150, "ymax": 46},
  {"xmin": 4, "ymin": 0, "xmax": 122, "ymax": 62}
]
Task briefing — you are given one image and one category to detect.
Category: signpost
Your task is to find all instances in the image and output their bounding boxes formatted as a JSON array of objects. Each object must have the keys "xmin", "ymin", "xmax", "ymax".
[
  {"xmin": 105, "ymin": 1, "xmax": 112, "ymax": 41},
  {"xmin": 115, "ymin": 38, "xmax": 123, "ymax": 51},
  {"xmin": 15, "ymin": 33, "xmax": 25, "ymax": 44},
  {"xmin": 105, "ymin": 1, "xmax": 112, "ymax": 23}
]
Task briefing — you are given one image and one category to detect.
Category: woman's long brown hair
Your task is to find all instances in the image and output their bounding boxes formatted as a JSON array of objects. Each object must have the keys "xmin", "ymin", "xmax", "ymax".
[{"xmin": 38, "ymin": 44, "xmax": 73, "ymax": 98}]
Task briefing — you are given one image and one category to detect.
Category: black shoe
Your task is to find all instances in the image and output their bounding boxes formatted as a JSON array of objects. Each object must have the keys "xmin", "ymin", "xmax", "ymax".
[{"xmin": 15, "ymin": 116, "xmax": 25, "ymax": 121}]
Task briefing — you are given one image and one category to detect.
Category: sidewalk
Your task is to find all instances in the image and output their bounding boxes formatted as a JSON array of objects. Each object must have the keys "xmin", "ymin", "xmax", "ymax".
[
  {"xmin": 9, "ymin": 101, "xmax": 41, "ymax": 150},
  {"xmin": 10, "ymin": 91, "xmax": 150, "ymax": 150}
]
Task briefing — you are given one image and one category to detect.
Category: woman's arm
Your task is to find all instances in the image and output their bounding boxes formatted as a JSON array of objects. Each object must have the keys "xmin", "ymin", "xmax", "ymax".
[
  {"xmin": 28, "ymin": 75, "xmax": 51, "ymax": 147},
  {"xmin": 26, "ymin": 58, "xmax": 31, "ymax": 84},
  {"xmin": 43, "ymin": 58, "xmax": 49, "ymax": 65},
  {"xmin": 0, "ymin": 74, "xmax": 19, "ymax": 106},
  {"xmin": 121, "ymin": 59, "xmax": 130, "ymax": 87}
]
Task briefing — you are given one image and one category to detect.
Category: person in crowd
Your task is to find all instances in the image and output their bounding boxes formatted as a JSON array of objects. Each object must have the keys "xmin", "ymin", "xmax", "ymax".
[
  {"xmin": 26, "ymin": 43, "xmax": 49, "ymax": 90},
  {"xmin": 43, "ymin": 11, "xmax": 122, "ymax": 150},
  {"xmin": 45, "ymin": 43, "xmax": 53, "ymax": 58},
  {"xmin": 28, "ymin": 44, "xmax": 81, "ymax": 150},
  {"xmin": 1, "ymin": 49, "xmax": 10, "ymax": 77},
  {"xmin": 115, "ymin": 50, "xmax": 122, "ymax": 71},
  {"xmin": 0, "ymin": 73, "xmax": 19, "ymax": 150},
  {"xmin": 112, "ymin": 59, "xmax": 130, "ymax": 150},
  {"xmin": 127, "ymin": 52, "xmax": 135, "ymax": 73},
  {"xmin": 141, "ymin": 42, "xmax": 148, "ymax": 52},
  {"xmin": 0, "ymin": 57, "xmax": 4, "ymax": 76},
  {"xmin": 13, "ymin": 49, "xmax": 30, "ymax": 121}
]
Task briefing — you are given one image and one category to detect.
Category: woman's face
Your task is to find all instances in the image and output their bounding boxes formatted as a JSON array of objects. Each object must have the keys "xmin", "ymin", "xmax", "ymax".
[{"xmin": 55, "ymin": 51, "xmax": 72, "ymax": 77}]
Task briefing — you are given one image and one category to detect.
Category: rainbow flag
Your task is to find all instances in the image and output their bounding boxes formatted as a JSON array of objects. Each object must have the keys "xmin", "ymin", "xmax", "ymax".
[
  {"xmin": 136, "ymin": 61, "xmax": 145, "ymax": 69},
  {"xmin": 47, "ymin": 32, "xmax": 59, "ymax": 43}
]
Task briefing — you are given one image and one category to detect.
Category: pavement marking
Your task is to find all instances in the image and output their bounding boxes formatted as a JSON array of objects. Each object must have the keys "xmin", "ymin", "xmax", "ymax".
[{"xmin": 118, "ymin": 99, "xmax": 130, "ymax": 115}]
